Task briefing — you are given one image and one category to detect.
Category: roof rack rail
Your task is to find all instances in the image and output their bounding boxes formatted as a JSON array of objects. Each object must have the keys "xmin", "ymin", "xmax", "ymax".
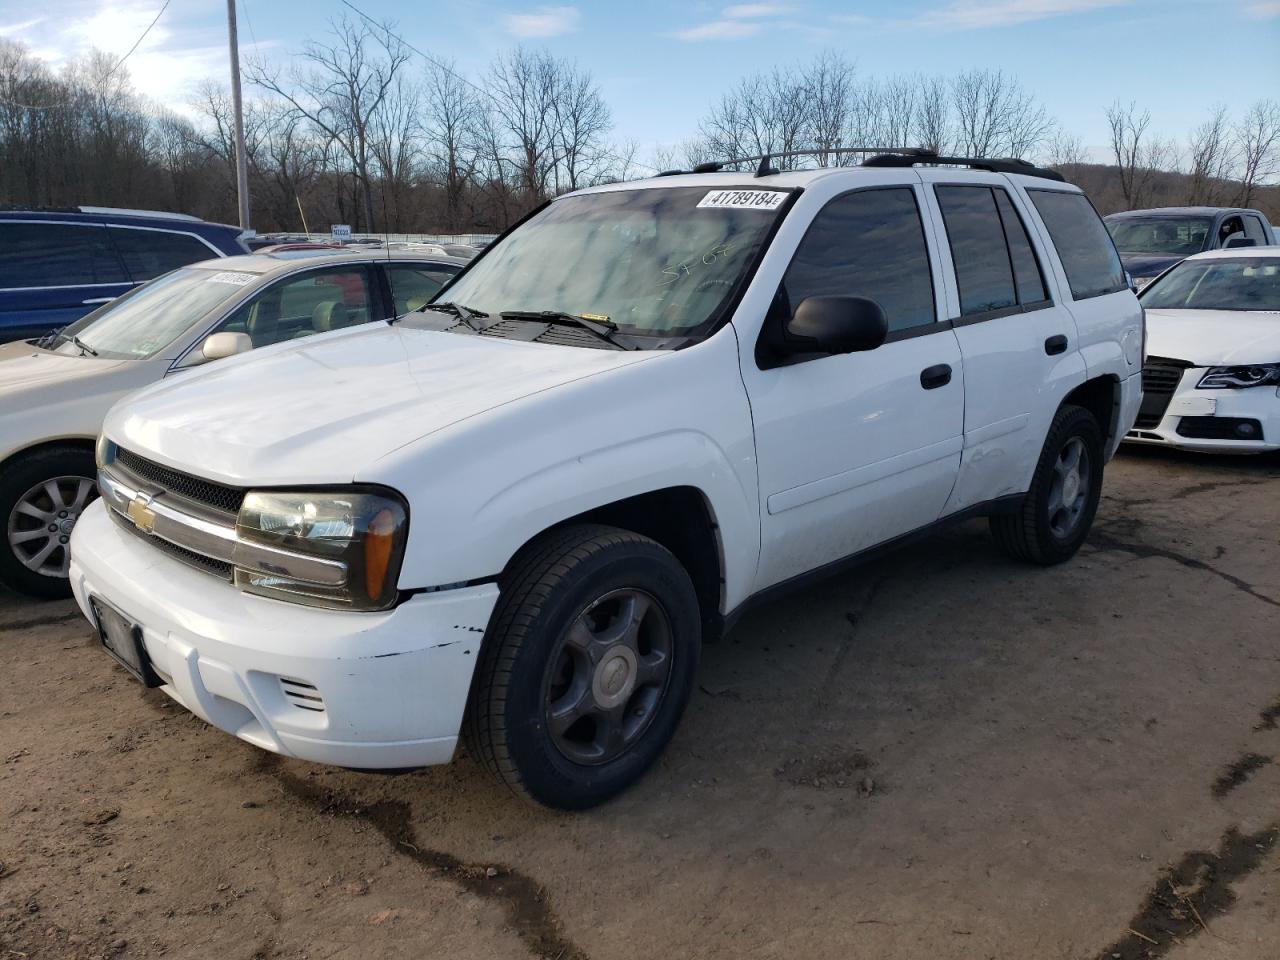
[
  {"xmin": 651, "ymin": 146, "xmax": 1064, "ymax": 182},
  {"xmin": 860, "ymin": 149, "xmax": 1065, "ymax": 181}
]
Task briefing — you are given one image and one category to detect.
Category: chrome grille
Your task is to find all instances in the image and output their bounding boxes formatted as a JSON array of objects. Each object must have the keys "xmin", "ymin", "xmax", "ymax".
[{"xmin": 115, "ymin": 447, "xmax": 245, "ymax": 514}]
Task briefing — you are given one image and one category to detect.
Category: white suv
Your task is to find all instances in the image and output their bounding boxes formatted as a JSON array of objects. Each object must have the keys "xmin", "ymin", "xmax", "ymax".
[{"xmin": 70, "ymin": 151, "xmax": 1143, "ymax": 809}]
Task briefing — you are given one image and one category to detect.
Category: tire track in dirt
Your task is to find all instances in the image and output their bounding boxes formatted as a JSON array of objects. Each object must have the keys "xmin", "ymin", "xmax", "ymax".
[
  {"xmin": 1211, "ymin": 753, "xmax": 1273, "ymax": 799},
  {"xmin": 254, "ymin": 754, "xmax": 589, "ymax": 960}
]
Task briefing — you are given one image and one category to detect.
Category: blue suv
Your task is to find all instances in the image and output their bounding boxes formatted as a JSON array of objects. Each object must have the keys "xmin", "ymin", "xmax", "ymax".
[{"xmin": 0, "ymin": 208, "xmax": 252, "ymax": 343}]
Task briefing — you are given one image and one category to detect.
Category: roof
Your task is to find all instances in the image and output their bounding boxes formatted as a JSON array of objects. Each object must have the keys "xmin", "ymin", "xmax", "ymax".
[
  {"xmin": 187, "ymin": 248, "xmax": 471, "ymax": 276},
  {"xmin": 1181, "ymin": 246, "xmax": 1280, "ymax": 262},
  {"xmin": 569, "ymin": 164, "xmax": 1080, "ymax": 199},
  {"xmin": 1105, "ymin": 206, "xmax": 1264, "ymax": 219},
  {"xmin": 0, "ymin": 206, "xmax": 242, "ymax": 232}
]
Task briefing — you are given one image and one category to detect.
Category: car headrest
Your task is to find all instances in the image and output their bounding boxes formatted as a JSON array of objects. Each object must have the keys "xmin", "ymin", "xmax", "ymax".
[{"xmin": 312, "ymin": 301, "xmax": 349, "ymax": 332}]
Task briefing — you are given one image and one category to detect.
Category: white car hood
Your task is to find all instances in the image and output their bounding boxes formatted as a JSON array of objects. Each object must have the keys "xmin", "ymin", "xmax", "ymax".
[
  {"xmin": 106, "ymin": 324, "xmax": 656, "ymax": 486},
  {"xmin": 1144, "ymin": 309, "xmax": 1280, "ymax": 366}
]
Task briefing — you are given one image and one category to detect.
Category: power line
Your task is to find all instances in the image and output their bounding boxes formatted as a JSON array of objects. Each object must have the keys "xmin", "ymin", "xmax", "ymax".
[
  {"xmin": 0, "ymin": 0, "xmax": 172, "ymax": 110},
  {"xmin": 337, "ymin": 0, "xmax": 658, "ymax": 175}
]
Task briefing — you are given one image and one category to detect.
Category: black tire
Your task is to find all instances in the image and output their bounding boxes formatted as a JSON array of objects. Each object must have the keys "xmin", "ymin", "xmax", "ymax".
[
  {"xmin": 990, "ymin": 404, "xmax": 1104, "ymax": 566},
  {"xmin": 464, "ymin": 523, "xmax": 701, "ymax": 810},
  {"xmin": 0, "ymin": 446, "xmax": 97, "ymax": 600}
]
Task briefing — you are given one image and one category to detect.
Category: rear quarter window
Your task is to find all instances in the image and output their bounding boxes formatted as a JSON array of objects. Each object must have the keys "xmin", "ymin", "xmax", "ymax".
[
  {"xmin": 107, "ymin": 227, "xmax": 221, "ymax": 282},
  {"xmin": 1028, "ymin": 190, "xmax": 1126, "ymax": 301}
]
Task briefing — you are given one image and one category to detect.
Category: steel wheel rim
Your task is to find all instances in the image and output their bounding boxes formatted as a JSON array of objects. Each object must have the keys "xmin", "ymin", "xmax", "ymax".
[
  {"xmin": 6, "ymin": 475, "xmax": 97, "ymax": 578},
  {"xmin": 544, "ymin": 588, "xmax": 675, "ymax": 766},
  {"xmin": 1046, "ymin": 437, "xmax": 1089, "ymax": 539}
]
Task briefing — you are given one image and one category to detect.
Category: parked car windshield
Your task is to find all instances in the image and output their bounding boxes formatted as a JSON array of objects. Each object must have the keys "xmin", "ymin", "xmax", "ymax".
[
  {"xmin": 47, "ymin": 266, "xmax": 258, "ymax": 360},
  {"xmin": 1140, "ymin": 257, "xmax": 1280, "ymax": 312},
  {"xmin": 432, "ymin": 186, "xmax": 791, "ymax": 339},
  {"xmin": 1106, "ymin": 216, "xmax": 1210, "ymax": 256}
]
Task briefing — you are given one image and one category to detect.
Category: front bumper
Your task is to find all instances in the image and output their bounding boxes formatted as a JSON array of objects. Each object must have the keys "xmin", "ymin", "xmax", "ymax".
[
  {"xmin": 1125, "ymin": 367, "xmax": 1280, "ymax": 454},
  {"xmin": 69, "ymin": 501, "xmax": 499, "ymax": 769}
]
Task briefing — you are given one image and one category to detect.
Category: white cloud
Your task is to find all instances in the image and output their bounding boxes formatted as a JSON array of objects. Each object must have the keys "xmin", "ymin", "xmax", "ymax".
[
  {"xmin": 1243, "ymin": 0, "xmax": 1280, "ymax": 17},
  {"xmin": 721, "ymin": 3, "xmax": 794, "ymax": 17},
  {"xmin": 3, "ymin": 1, "xmax": 272, "ymax": 118},
  {"xmin": 0, "ymin": 17, "xmax": 45, "ymax": 37},
  {"xmin": 674, "ymin": 19, "xmax": 762, "ymax": 40},
  {"xmin": 918, "ymin": 0, "xmax": 1129, "ymax": 29},
  {"xmin": 501, "ymin": 5, "xmax": 581, "ymax": 38},
  {"xmin": 675, "ymin": 2, "xmax": 795, "ymax": 41}
]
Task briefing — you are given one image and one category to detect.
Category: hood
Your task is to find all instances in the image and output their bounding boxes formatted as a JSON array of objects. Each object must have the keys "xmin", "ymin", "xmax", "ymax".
[
  {"xmin": 1144, "ymin": 309, "xmax": 1280, "ymax": 366},
  {"xmin": 1121, "ymin": 253, "xmax": 1184, "ymax": 279},
  {"xmin": 106, "ymin": 324, "xmax": 657, "ymax": 486},
  {"xmin": 0, "ymin": 341, "xmax": 136, "ymax": 399}
]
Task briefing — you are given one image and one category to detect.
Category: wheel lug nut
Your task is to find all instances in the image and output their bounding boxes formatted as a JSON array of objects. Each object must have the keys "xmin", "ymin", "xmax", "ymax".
[
  {"xmin": 48, "ymin": 524, "xmax": 58, "ymax": 532},
  {"xmin": 59, "ymin": 536, "xmax": 68, "ymax": 544},
  {"xmin": 58, "ymin": 511, "xmax": 67, "ymax": 518}
]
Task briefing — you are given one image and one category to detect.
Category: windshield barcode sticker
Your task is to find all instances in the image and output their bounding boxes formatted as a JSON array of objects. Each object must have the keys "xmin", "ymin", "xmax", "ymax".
[
  {"xmin": 697, "ymin": 190, "xmax": 788, "ymax": 211},
  {"xmin": 207, "ymin": 271, "xmax": 257, "ymax": 285}
]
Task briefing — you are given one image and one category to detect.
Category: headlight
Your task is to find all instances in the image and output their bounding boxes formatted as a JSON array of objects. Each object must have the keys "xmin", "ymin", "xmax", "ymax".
[
  {"xmin": 234, "ymin": 488, "xmax": 408, "ymax": 611},
  {"xmin": 96, "ymin": 435, "xmax": 116, "ymax": 469},
  {"xmin": 1196, "ymin": 363, "xmax": 1280, "ymax": 390}
]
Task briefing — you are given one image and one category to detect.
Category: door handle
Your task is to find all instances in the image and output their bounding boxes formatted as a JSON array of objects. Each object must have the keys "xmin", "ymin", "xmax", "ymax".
[
  {"xmin": 82, "ymin": 297, "xmax": 114, "ymax": 305},
  {"xmin": 920, "ymin": 363, "xmax": 952, "ymax": 390},
  {"xmin": 1044, "ymin": 334, "xmax": 1068, "ymax": 355}
]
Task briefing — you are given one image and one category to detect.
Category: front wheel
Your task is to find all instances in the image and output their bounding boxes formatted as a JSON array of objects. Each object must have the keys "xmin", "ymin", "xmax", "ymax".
[
  {"xmin": 1, "ymin": 446, "xmax": 98, "ymax": 599},
  {"xmin": 464, "ymin": 524, "xmax": 701, "ymax": 809},
  {"xmin": 990, "ymin": 404, "xmax": 1104, "ymax": 566}
]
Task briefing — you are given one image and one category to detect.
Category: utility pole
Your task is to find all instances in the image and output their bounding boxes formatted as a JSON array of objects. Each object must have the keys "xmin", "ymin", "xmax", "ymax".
[{"xmin": 226, "ymin": 0, "xmax": 251, "ymax": 230}]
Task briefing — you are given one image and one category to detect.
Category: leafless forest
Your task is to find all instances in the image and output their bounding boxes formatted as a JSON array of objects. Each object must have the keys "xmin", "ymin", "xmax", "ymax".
[{"xmin": 2, "ymin": 17, "xmax": 1277, "ymax": 232}]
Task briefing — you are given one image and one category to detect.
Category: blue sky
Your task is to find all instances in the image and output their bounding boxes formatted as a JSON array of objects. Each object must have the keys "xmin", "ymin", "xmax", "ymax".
[{"xmin": 2, "ymin": 0, "xmax": 1278, "ymax": 164}]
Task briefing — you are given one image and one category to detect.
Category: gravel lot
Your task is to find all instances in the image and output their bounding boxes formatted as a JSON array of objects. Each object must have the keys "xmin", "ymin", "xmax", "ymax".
[{"xmin": 2, "ymin": 446, "xmax": 1278, "ymax": 960}]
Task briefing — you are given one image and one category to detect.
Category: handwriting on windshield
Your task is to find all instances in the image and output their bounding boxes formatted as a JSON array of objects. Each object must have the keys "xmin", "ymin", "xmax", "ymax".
[{"xmin": 659, "ymin": 241, "xmax": 738, "ymax": 286}]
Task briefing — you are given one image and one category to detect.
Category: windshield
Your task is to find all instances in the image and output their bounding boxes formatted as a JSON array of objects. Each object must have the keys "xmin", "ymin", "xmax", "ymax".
[
  {"xmin": 434, "ymin": 186, "xmax": 791, "ymax": 339},
  {"xmin": 1140, "ymin": 257, "xmax": 1280, "ymax": 312},
  {"xmin": 49, "ymin": 267, "xmax": 259, "ymax": 360},
  {"xmin": 1106, "ymin": 216, "xmax": 1211, "ymax": 256}
]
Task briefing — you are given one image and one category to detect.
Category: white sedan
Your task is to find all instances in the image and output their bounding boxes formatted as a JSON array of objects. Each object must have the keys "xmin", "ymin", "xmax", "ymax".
[
  {"xmin": 1, "ymin": 249, "xmax": 466, "ymax": 598},
  {"xmin": 1127, "ymin": 247, "xmax": 1280, "ymax": 454}
]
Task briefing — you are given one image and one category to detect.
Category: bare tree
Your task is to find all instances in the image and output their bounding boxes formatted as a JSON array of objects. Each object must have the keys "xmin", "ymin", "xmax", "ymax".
[
  {"xmin": 1046, "ymin": 129, "xmax": 1089, "ymax": 168},
  {"xmin": 1185, "ymin": 105, "xmax": 1236, "ymax": 205},
  {"xmin": 246, "ymin": 14, "xmax": 411, "ymax": 231},
  {"xmin": 1235, "ymin": 99, "xmax": 1280, "ymax": 207},
  {"xmin": 912, "ymin": 75, "xmax": 950, "ymax": 154},
  {"xmin": 952, "ymin": 69, "xmax": 1050, "ymax": 158},
  {"xmin": 424, "ymin": 60, "xmax": 480, "ymax": 231},
  {"xmin": 866, "ymin": 75, "xmax": 917, "ymax": 149},
  {"xmin": 1107, "ymin": 100, "xmax": 1154, "ymax": 209},
  {"xmin": 551, "ymin": 59, "xmax": 611, "ymax": 191},
  {"xmin": 803, "ymin": 51, "xmax": 856, "ymax": 165}
]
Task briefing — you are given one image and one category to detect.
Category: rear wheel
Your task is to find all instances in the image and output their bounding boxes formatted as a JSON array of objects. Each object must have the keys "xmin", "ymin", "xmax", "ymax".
[
  {"xmin": 464, "ymin": 524, "xmax": 701, "ymax": 809},
  {"xmin": 990, "ymin": 404, "xmax": 1104, "ymax": 565},
  {"xmin": 1, "ymin": 447, "xmax": 97, "ymax": 599}
]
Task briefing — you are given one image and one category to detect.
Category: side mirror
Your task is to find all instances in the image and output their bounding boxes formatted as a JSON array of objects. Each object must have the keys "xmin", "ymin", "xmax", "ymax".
[
  {"xmin": 1223, "ymin": 236, "xmax": 1256, "ymax": 249},
  {"xmin": 784, "ymin": 296, "xmax": 888, "ymax": 355},
  {"xmin": 200, "ymin": 331, "xmax": 253, "ymax": 362}
]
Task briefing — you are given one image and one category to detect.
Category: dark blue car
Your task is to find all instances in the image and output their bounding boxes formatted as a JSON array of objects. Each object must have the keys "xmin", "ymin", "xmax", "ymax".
[{"xmin": 0, "ymin": 207, "xmax": 252, "ymax": 343}]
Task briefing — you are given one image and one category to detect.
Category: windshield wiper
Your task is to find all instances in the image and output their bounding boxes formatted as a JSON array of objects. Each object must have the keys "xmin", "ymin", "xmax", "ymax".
[
  {"xmin": 46, "ymin": 331, "xmax": 98, "ymax": 356},
  {"xmin": 400, "ymin": 301, "xmax": 489, "ymax": 331},
  {"xmin": 499, "ymin": 310, "xmax": 626, "ymax": 348}
]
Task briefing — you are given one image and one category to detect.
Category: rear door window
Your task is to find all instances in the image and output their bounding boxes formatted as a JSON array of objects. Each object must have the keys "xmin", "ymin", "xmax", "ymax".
[
  {"xmin": 993, "ymin": 189, "xmax": 1048, "ymax": 305},
  {"xmin": 935, "ymin": 186, "xmax": 1017, "ymax": 316},
  {"xmin": 106, "ymin": 228, "xmax": 220, "ymax": 282},
  {"xmin": 1028, "ymin": 190, "xmax": 1126, "ymax": 300},
  {"xmin": 1243, "ymin": 215, "xmax": 1268, "ymax": 245},
  {"xmin": 0, "ymin": 222, "xmax": 129, "ymax": 288}
]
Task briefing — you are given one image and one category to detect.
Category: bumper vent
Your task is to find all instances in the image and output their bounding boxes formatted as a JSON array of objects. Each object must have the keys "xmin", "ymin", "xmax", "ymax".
[
  {"xmin": 1176, "ymin": 417, "xmax": 1265, "ymax": 441},
  {"xmin": 115, "ymin": 447, "xmax": 246, "ymax": 515},
  {"xmin": 280, "ymin": 678, "xmax": 325, "ymax": 712},
  {"xmin": 1135, "ymin": 356, "xmax": 1192, "ymax": 429}
]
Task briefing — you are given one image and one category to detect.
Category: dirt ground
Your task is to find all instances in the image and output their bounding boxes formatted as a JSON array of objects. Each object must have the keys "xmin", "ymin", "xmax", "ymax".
[{"xmin": 2, "ymin": 445, "xmax": 1278, "ymax": 960}]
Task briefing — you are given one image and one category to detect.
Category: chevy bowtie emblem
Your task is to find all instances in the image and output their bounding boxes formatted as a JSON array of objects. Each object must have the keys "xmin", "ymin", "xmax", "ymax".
[{"xmin": 126, "ymin": 495, "xmax": 157, "ymax": 534}]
